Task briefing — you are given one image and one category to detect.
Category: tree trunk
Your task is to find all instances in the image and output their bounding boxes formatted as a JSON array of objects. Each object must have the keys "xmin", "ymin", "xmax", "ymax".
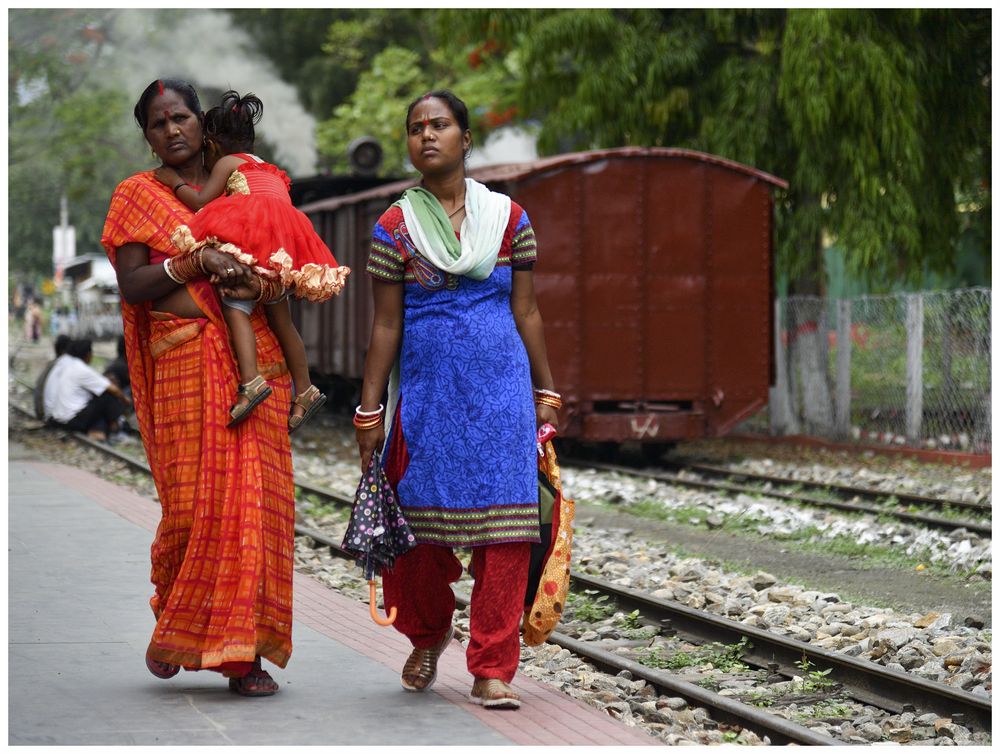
[{"xmin": 787, "ymin": 232, "xmax": 834, "ymax": 436}]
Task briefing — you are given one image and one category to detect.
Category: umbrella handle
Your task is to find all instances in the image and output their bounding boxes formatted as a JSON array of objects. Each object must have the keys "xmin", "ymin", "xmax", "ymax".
[{"xmin": 369, "ymin": 580, "xmax": 397, "ymax": 626}]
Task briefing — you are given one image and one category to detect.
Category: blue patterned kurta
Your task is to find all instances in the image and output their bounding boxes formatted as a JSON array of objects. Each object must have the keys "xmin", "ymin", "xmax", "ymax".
[{"xmin": 367, "ymin": 201, "xmax": 540, "ymax": 548}]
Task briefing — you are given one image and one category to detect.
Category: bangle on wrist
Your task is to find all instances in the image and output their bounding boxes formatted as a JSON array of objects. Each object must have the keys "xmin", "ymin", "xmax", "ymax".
[
  {"xmin": 533, "ymin": 388, "xmax": 563, "ymax": 410},
  {"xmin": 255, "ymin": 275, "xmax": 282, "ymax": 303},
  {"xmin": 166, "ymin": 251, "xmax": 201, "ymax": 283},
  {"xmin": 163, "ymin": 258, "xmax": 184, "ymax": 284},
  {"xmin": 172, "ymin": 181, "xmax": 189, "ymax": 194},
  {"xmin": 355, "ymin": 404, "xmax": 385, "ymax": 418},
  {"xmin": 353, "ymin": 403, "xmax": 386, "ymax": 430}
]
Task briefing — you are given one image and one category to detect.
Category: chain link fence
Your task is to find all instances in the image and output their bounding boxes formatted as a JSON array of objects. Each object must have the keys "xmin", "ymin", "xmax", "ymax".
[{"xmin": 753, "ymin": 287, "xmax": 990, "ymax": 453}]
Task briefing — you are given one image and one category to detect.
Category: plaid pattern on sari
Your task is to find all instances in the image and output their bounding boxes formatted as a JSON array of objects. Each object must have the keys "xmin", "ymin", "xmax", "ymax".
[{"xmin": 102, "ymin": 172, "xmax": 295, "ymax": 671}]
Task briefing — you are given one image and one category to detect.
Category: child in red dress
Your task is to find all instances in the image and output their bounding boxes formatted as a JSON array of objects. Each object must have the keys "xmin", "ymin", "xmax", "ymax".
[{"xmin": 155, "ymin": 91, "xmax": 349, "ymax": 430}]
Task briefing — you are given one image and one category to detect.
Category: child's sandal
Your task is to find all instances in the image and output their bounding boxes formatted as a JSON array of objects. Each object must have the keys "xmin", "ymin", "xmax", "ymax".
[
  {"xmin": 288, "ymin": 385, "xmax": 327, "ymax": 434},
  {"xmin": 227, "ymin": 375, "xmax": 273, "ymax": 428}
]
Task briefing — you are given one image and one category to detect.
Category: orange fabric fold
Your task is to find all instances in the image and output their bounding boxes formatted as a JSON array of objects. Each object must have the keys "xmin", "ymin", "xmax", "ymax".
[{"xmin": 101, "ymin": 171, "xmax": 295, "ymax": 671}]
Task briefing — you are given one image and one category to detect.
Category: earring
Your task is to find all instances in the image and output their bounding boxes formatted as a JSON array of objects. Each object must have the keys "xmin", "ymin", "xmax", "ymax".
[{"xmin": 151, "ymin": 148, "xmax": 157, "ymax": 160}]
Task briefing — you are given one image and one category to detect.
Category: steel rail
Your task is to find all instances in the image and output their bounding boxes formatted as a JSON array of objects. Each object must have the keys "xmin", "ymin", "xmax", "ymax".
[
  {"xmin": 569, "ymin": 459, "xmax": 991, "ymax": 537},
  {"xmin": 12, "ymin": 402, "xmax": 991, "ymax": 734},
  {"xmin": 664, "ymin": 460, "xmax": 991, "ymax": 514}
]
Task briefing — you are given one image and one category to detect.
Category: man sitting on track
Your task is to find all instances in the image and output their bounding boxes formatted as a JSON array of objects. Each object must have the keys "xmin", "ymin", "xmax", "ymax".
[{"xmin": 42, "ymin": 338, "xmax": 131, "ymax": 441}]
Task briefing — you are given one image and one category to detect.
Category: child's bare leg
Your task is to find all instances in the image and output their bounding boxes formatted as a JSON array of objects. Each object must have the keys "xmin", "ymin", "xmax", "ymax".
[
  {"xmin": 224, "ymin": 304, "xmax": 260, "ymax": 410},
  {"xmin": 264, "ymin": 296, "xmax": 313, "ymax": 418}
]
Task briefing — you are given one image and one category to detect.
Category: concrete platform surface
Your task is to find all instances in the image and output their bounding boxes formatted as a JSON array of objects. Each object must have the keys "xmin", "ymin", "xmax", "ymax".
[{"xmin": 9, "ymin": 451, "xmax": 660, "ymax": 746}]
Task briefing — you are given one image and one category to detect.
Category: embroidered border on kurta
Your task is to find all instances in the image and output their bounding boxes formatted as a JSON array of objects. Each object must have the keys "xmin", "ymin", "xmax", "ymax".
[{"xmin": 404, "ymin": 504, "xmax": 541, "ymax": 547}]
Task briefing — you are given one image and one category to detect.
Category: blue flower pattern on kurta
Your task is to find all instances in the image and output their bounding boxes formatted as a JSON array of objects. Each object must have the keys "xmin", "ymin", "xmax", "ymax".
[{"xmin": 367, "ymin": 205, "xmax": 540, "ymax": 547}]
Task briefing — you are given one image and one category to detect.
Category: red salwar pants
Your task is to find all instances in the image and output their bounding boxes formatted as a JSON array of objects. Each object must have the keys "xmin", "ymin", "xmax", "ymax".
[{"xmin": 381, "ymin": 542, "xmax": 530, "ymax": 683}]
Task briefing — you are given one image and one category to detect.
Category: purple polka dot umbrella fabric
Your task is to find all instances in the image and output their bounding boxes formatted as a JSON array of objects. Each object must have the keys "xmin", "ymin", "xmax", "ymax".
[{"xmin": 341, "ymin": 452, "xmax": 417, "ymax": 579}]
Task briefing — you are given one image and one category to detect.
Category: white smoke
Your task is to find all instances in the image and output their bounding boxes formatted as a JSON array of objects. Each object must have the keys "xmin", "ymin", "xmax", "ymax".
[{"xmin": 106, "ymin": 9, "xmax": 317, "ymax": 176}]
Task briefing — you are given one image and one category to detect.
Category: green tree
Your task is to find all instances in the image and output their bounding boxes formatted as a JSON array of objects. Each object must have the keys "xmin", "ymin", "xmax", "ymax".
[
  {"xmin": 9, "ymin": 9, "xmax": 146, "ymax": 280},
  {"xmin": 226, "ymin": 9, "xmax": 420, "ymax": 121},
  {"xmin": 306, "ymin": 10, "xmax": 519, "ymax": 175}
]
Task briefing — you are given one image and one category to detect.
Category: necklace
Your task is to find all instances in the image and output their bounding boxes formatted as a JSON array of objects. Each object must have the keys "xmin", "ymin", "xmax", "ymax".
[{"xmin": 448, "ymin": 204, "xmax": 465, "ymax": 219}]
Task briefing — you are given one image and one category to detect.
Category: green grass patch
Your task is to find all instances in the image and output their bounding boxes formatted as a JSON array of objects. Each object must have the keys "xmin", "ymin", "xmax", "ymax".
[
  {"xmin": 565, "ymin": 589, "xmax": 617, "ymax": 624},
  {"xmin": 636, "ymin": 637, "xmax": 752, "ymax": 673}
]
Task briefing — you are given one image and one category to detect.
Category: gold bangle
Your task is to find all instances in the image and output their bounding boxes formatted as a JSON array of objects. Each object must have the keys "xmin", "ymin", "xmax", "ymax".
[{"xmin": 534, "ymin": 388, "xmax": 563, "ymax": 410}]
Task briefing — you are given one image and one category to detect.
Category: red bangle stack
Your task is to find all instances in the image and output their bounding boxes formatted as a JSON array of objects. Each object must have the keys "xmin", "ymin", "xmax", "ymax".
[{"xmin": 353, "ymin": 404, "xmax": 385, "ymax": 430}]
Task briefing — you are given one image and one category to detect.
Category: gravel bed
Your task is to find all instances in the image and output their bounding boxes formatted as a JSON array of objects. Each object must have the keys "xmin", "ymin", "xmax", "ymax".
[{"xmin": 562, "ymin": 466, "xmax": 992, "ymax": 577}]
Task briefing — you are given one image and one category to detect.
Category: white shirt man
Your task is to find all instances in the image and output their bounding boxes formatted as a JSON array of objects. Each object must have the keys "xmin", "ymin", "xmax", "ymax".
[
  {"xmin": 42, "ymin": 340, "xmax": 130, "ymax": 439},
  {"xmin": 43, "ymin": 353, "xmax": 112, "ymax": 423}
]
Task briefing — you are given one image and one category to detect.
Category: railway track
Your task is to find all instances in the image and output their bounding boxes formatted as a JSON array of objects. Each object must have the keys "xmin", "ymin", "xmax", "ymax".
[
  {"xmin": 565, "ymin": 458, "xmax": 991, "ymax": 537},
  {"xmin": 13, "ymin": 402, "xmax": 989, "ymax": 744}
]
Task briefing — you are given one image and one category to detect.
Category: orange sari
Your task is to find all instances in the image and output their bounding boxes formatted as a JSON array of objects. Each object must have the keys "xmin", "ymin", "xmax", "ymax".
[{"xmin": 101, "ymin": 172, "xmax": 295, "ymax": 672}]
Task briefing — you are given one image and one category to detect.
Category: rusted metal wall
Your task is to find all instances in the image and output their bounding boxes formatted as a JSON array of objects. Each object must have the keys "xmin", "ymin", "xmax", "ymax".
[{"xmin": 295, "ymin": 148, "xmax": 784, "ymax": 442}]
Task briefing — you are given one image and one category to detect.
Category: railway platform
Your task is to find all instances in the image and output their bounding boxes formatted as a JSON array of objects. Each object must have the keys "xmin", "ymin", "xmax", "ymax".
[{"xmin": 8, "ymin": 443, "xmax": 659, "ymax": 746}]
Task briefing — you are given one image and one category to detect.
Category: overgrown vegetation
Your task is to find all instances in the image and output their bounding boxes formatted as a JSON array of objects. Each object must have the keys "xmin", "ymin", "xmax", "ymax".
[{"xmin": 565, "ymin": 589, "xmax": 617, "ymax": 623}]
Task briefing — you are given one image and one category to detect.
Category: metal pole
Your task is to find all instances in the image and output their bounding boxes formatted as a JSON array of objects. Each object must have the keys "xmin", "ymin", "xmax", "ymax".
[
  {"xmin": 905, "ymin": 293, "xmax": 924, "ymax": 444},
  {"xmin": 835, "ymin": 299, "xmax": 852, "ymax": 439}
]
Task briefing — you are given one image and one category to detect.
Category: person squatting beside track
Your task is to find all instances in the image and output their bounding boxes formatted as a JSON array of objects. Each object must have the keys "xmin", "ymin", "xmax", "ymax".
[
  {"xmin": 101, "ymin": 78, "xmax": 297, "ymax": 697},
  {"xmin": 355, "ymin": 89, "xmax": 560, "ymax": 709}
]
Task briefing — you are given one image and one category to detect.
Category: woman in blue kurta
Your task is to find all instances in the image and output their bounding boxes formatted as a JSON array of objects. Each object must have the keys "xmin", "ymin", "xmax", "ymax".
[{"xmin": 355, "ymin": 90, "xmax": 559, "ymax": 710}]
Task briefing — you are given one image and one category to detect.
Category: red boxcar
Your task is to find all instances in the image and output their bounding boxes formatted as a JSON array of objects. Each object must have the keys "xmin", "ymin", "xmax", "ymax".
[{"xmin": 296, "ymin": 147, "xmax": 787, "ymax": 443}]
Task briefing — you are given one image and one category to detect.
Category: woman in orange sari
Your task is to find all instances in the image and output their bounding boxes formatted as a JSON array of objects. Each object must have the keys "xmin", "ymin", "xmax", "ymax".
[{"xmin": 101, "ymin": 78, "xmax": 295, "ymax": 696}]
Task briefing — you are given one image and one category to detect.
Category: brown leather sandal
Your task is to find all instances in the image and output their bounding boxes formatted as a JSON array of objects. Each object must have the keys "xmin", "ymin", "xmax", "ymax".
[
  {"xmin": 288, "ymin": 384, "xmax": 327, "ymax": 434},
  {"xmin": 227, "ymin": 375, "xmax": 273, "ymax": 428},
  {"xmin": 469, "ymin": 678, "xmax": 521, "ymax": 709},
  {"xmin": 400, "ymin": 625, "xmax": 453, "ymax": 692},
  {"xmin": 228, "ymin": 657, "xmax": 279, "ymax": 697}
]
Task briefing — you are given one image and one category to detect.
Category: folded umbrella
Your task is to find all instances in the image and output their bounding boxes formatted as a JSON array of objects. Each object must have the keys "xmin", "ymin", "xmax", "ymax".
[{"xmin": 341, "ymin": 451, "xmax": 417, "ymax": 625}]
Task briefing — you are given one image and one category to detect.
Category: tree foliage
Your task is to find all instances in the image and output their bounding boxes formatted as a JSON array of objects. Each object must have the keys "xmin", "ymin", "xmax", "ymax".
[
  {"xmin": 9, "ymin": 9, "xmax": 145, "ymax": 280},
  {"xmin": 440, "ymin": 8, "xmax": 991, "ymax": 291},
  {"xmin": 312, "ymin": 10, "xmax": 520, "ymax": 175}
]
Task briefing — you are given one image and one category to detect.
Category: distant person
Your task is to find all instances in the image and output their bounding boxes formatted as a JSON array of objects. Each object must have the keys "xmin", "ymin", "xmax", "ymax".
[
  {"xmin": 43, "ymin": 338, "xmax": 131, "ymax": 440},
  {"xmin": 152, "ymin": 90, "xmax": 347, "ymax": 431},
  {"xmin": 33, "ymin": 334, "xmax": 72, "ymax": 420},
  {"xmin": 25, "ymin": 299, "xmax": 42, "ymax": 342}
]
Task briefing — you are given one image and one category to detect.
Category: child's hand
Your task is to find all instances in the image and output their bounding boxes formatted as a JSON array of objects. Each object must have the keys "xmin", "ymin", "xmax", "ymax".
[{"xmin": 153, "ymin": 167, "xmax": 180, "ymax": 187}]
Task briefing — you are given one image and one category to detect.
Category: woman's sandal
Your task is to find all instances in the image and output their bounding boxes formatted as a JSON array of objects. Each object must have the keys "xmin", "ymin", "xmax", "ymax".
[
  {"xmin": 228, "ymin": 658, "xmax": 279, "ymax": 697},
  {"xmin": 227, "ymin": 375, "xmax": 273, "ymax": 428},
  {"xmin": 400, "ymin": 625, "xmax": 454, "ymax": 692},
  {"xmin": 145, "ymin": 651, "xmax": 180, "ymax": 680},
  {"xmin": 288, "ymin": 384, "xmax": 327, "ymax": 434},
  {"xmin": 469, "ymin": 678, "xmax": 521, "ymax": 710}
]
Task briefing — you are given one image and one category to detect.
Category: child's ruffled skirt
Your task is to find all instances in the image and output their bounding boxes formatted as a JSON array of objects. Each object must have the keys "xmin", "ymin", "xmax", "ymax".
[{"xmin": 173, "ymin": 194, "xmax": 349, "ymax": 303}]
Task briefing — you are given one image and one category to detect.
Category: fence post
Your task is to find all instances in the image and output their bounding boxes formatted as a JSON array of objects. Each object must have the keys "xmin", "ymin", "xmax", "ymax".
[
  {"xmin": 905, "ymin": 293, "xmax": 924, "ymax": 443},
  {"xmin": 834, "ymin": 299, "xmax": 852, "ymax": 439}
]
